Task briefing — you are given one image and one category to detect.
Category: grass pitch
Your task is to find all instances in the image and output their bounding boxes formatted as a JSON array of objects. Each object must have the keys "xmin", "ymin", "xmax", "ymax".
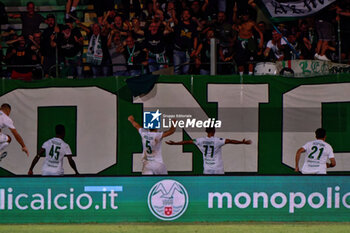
[{"xmin": 0, "ymin": 223, "xmax": 350, "ymax": 233}]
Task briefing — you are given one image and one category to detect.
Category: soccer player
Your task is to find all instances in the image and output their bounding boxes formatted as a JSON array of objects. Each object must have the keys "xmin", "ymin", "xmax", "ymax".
[
  {"xmin": 0, "ymin": 103, "xmax": 29, "ymax": 161},
  {"xmin": 28, "ymin": 124, "xmax": 79, "ymax": 176},
  {"xmin": 295, "ymin": 128, "xmax": 336, "ymax": 174},
  {"xmin": 166, "ymin": 127, "xmax": 252, "ymax": 174},
  {"xmin": 128, "ymin": 115, "xmax": 176, "ymax": 175}
]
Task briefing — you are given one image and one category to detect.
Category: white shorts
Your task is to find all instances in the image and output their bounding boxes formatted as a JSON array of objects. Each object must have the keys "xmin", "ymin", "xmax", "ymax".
[
  {"xmin": 204, "ymin": 168, "xmax": 224, "ymax": 175},
  {"xmin": 142, "ymin": 161, "xmax": 168, "ymax": 175},
  {"xmin": 0, "ymin": 133, "xmax": 9, "ymax": 143},
  {"xmin": 42, "ymin": 171, "xmax": 64, "ymax": 176},
  {"xmin": 301, "ymin": 169, "xmax": 326, "ymax": 175}
]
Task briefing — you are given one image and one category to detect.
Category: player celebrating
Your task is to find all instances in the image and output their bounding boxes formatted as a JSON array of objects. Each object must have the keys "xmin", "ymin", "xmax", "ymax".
[
  {"xmin": 28, "ymin": 124, "xmax": 79, "ymax": 176},
  {"xmin": 295, "ymin": 128, "xmax": 336, "ymax": 174},
  {"xmin": 166, "ymin": 127, "xmax": 252, "ymax": 174},
  {"xmin": 0, "ymin": 103, "xmax": 29, "ymax": 160},
  {"xmin": 128, "ymin": 115, "xmax": 176, "ymax": 175}
]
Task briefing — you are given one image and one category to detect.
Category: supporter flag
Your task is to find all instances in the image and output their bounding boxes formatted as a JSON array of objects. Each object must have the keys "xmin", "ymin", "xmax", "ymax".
[
  {"xmin": 258, "ymin": 0, "xmax": 337, "ymax": 21},
  {"xmin": 126, "ymin": 74, "xmax": 159, "ymax": 97}
]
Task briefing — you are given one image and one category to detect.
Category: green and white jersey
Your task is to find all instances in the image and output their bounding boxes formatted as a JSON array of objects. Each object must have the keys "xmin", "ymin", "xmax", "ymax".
[
  {"xmin": 193, "ymin": 137, "xmax": 226, "ymax": 174},
  {"xmin": 301, "ymin": 139, "xmax": 334, "ymax": 174},
  {"xmin": 139, "ymin": 128, "xmax": 164, "ymax": 164},
  {"xmin": 41, "ymin": 137, "xmax": 72, "ymax": 176}
]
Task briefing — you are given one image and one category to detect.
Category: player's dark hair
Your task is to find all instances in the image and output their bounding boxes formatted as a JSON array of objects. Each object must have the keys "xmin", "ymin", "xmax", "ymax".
[
  {"xmin": 55, "ymin": 124, "xmax": 65, "ymax": 136},
  {"xmin": 206, "ymin": 127, "xmax": 215, "ymax": 134},
  {"xmin": 1, "ymin": 103, "xmax": 11, "ymax": 110},
  {"xmin": 315, "ymin": 128, "xmax": 326, "ymax": 139}
]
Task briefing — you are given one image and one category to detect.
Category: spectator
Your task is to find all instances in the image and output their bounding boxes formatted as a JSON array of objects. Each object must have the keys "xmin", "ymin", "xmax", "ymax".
[
  {"xmin": 336, "ymin": 2, "xmax": 350, "ymax": 63},
  {"xmin": 9, "ymin": 2, "xmax": 44, "ymax": 38},
  {"xmin": 161, "ymin": 2, "xmax": 177, "ymax": 64},
  {"xmin": 190, "ymin": 0, "xmax": 206, "ymax": 31},
  {"xmin": 51, "ymin": 19, "xmax": 84, "ymax": 78},
  {"xmin": 123, "ymin": 35, "xmax": 148, "ymax": 76},
  {"xmin": 108, "ymin": 30, "xmax": 127, "ymax": 76},
  {"xmin": 28, "ymin": 31, "xmax": 43, "ymax": 79},
  {"xmin": 163, "ymin": 1, "xmax": 177, "ymax": 27},
  {"xmin": 111, "ymin": 15, "xmax": 130, "ymax": 40},
  {"xmin": 264, "ymin": 30, "xmax": 286, "ymax": 61},
  {"xmin": 214, "ymin": 11, "xmax": 235, "ymax": 49},
  {"xmin": 120, "ymin": 0, "xmax": 141, "ymax": 21},
  {"xmin": 0, "ymin": 1, "xmax": 8, "ymax": 29},
  {"xmin": 145, "ymin": 21, "xmax": 172, "ymax": 72},
  {"xmin": 214, "ymin": 11, "xmax": 236, "ymax": 73},
  {"xmin": 6, "ymin": 35, "xmax": 36, "ymax": 81},
  {"xmin": 66, "ymin": 0, "xmax": 80, "ymax": 19},
  {"xmin": 297, "ymin": 20, "xmax": 316, "ymax": 60},
  {"xmin": 41, "ymin": 14, "xmax": 59, "ymax": 77},
  {"xmin": 93, "ymin": 1, "xmax": 115, "ymax": 24},
  {"xmin": 3, "ymin": 33, "xmax": 19, "ymax": 78},
  {"xmin": 131, "ymin": 17, "xmax": 145, "ymax": 44},
  {"xmin": 314, "ymin": 6, "xmax": 336, "ymax": 61},
  {"xmin": 79, "ymin": 22, "xmax": 111, "ymax": 78},
  {"xmin": 234, "ymin": 9, "xmax": 263, "ymax": 75},
  {"xmin": 256, "ymin": 21, "xmax": 271, "ymax": 58},
  {"xmin": 219, "ymin": 37, "xmax": 235, "ymax": 74},
  {"xmin": 173, "ymin": 9, "xmax": 198, "ymax": 75},
  {"xmin": 141, "ymin": 0, "xmax": 156, "ymax": 24},
  {"xmin": 284, "ymin": 32, "xmax": 301, "ymax": 60},
  {"xmin": 196, "ymin": 29, "xmax": 215, "ymax": 75}
]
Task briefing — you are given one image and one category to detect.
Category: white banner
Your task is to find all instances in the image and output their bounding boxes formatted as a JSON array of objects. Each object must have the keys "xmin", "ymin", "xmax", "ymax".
[{"xmin": 261, "ymin": 0, "xmax": 336, "ymax": 18}]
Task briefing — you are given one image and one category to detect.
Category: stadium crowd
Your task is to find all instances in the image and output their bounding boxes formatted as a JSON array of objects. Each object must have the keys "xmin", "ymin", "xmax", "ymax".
[{"xmin": 0, "ymin": 0, "xmax": 350, "ymax": 80}]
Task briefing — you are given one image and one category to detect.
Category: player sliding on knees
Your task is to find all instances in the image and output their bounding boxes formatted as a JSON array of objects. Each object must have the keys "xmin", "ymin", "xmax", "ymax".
[
  {"xmin": 128, "ymin": 115, "xmax": 176, "ymax": 175},
  {"xmin": 166, "ymin": 127, "xmax": 251, "ymax": 174},
  {"xmin": 0, "ymin": 103, "xmax": 29, "ymax": 161}
]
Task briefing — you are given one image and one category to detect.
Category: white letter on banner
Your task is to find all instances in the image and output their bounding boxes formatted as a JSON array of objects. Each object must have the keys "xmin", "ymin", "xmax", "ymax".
[
  {"xmin": 15, "ymin": 194, "xmax": 28, "ymax": 210},
  {"xmin": 253, "ymin": 192, "xmax": 268, "ymax": 208},
  {"xmin": 76, "ymin": 194, "xmax": 92, "ymax": 210},
  {"xmin": 308, "ymin": 192, "xmax": 325, "ymax": 209},
  {"xmin": 31, "ymin": 194, "xmax": 45, "ymax": 210},
  {"xmin": 283, "ymin": 84, "xmax": 350, "ymax": 171},
  {"xmin": 54, "ymin": 194, "xmax": 67, "ymax": 210},
  {"xmin": 270, "ymin": 192, "xmax": 287, "ymax": 209},
  {"xmin": 234, "ymin": 192, "xmax": 251, "ymax": 208},
  {"xmin": 289, "ymin": 192, "xmax": 306, "ymax": 213},
  {"xmin": 208, "ymin": 192, "xmax": 232, "ymax": 208},
  {"xmin": 342, "ymin": 193, "xmax": 350, "ymax": 208},
  {"xmin": 0, "ymin": 87, "xmax": 117, "ymax": 175}
]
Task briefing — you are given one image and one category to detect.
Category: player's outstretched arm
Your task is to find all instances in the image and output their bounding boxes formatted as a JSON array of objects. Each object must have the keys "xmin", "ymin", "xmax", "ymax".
[
  {"xmin": 162, "ymin": 119, "xmax": 177, "ymax": 138},
  {"xmin": 28, "ymin": 148, "xmax": 45, "ymax": 175},
  {"xmin": 295, "ymin": 147, "xmax": 306, "ymax": 172},
  {"xmin": 128, "ymin": 115, "xmax": 142, "ymax": 130},
  {"xmin": 9, "ymin": 128, "xmax": 29, "ymax": 156},
  {"xmin": 225, "ymin": 138, "xmax": 252, "ymax": 144},
  {"xmin": 67, "ymin": 155, "xmax": 79, "ymax": 175},
  {"xmin": 166, "ymin": 140, "xmax": 193, "ymax": 145}
]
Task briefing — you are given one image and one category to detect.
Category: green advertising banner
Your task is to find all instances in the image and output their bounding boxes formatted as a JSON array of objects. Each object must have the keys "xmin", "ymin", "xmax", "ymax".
[
  {"xmin": 1, "ymin": 75, "xmax": 350, "ymax": 176},
  {"xmin": 0, "ymin": 176, "xmax": 350, "ymax": 223}
]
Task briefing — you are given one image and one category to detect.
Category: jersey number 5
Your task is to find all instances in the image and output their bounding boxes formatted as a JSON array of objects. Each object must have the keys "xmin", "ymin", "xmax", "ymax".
[{"xmin": 145, "ymin": 140, "xmax": 152, "ymax": 154}]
